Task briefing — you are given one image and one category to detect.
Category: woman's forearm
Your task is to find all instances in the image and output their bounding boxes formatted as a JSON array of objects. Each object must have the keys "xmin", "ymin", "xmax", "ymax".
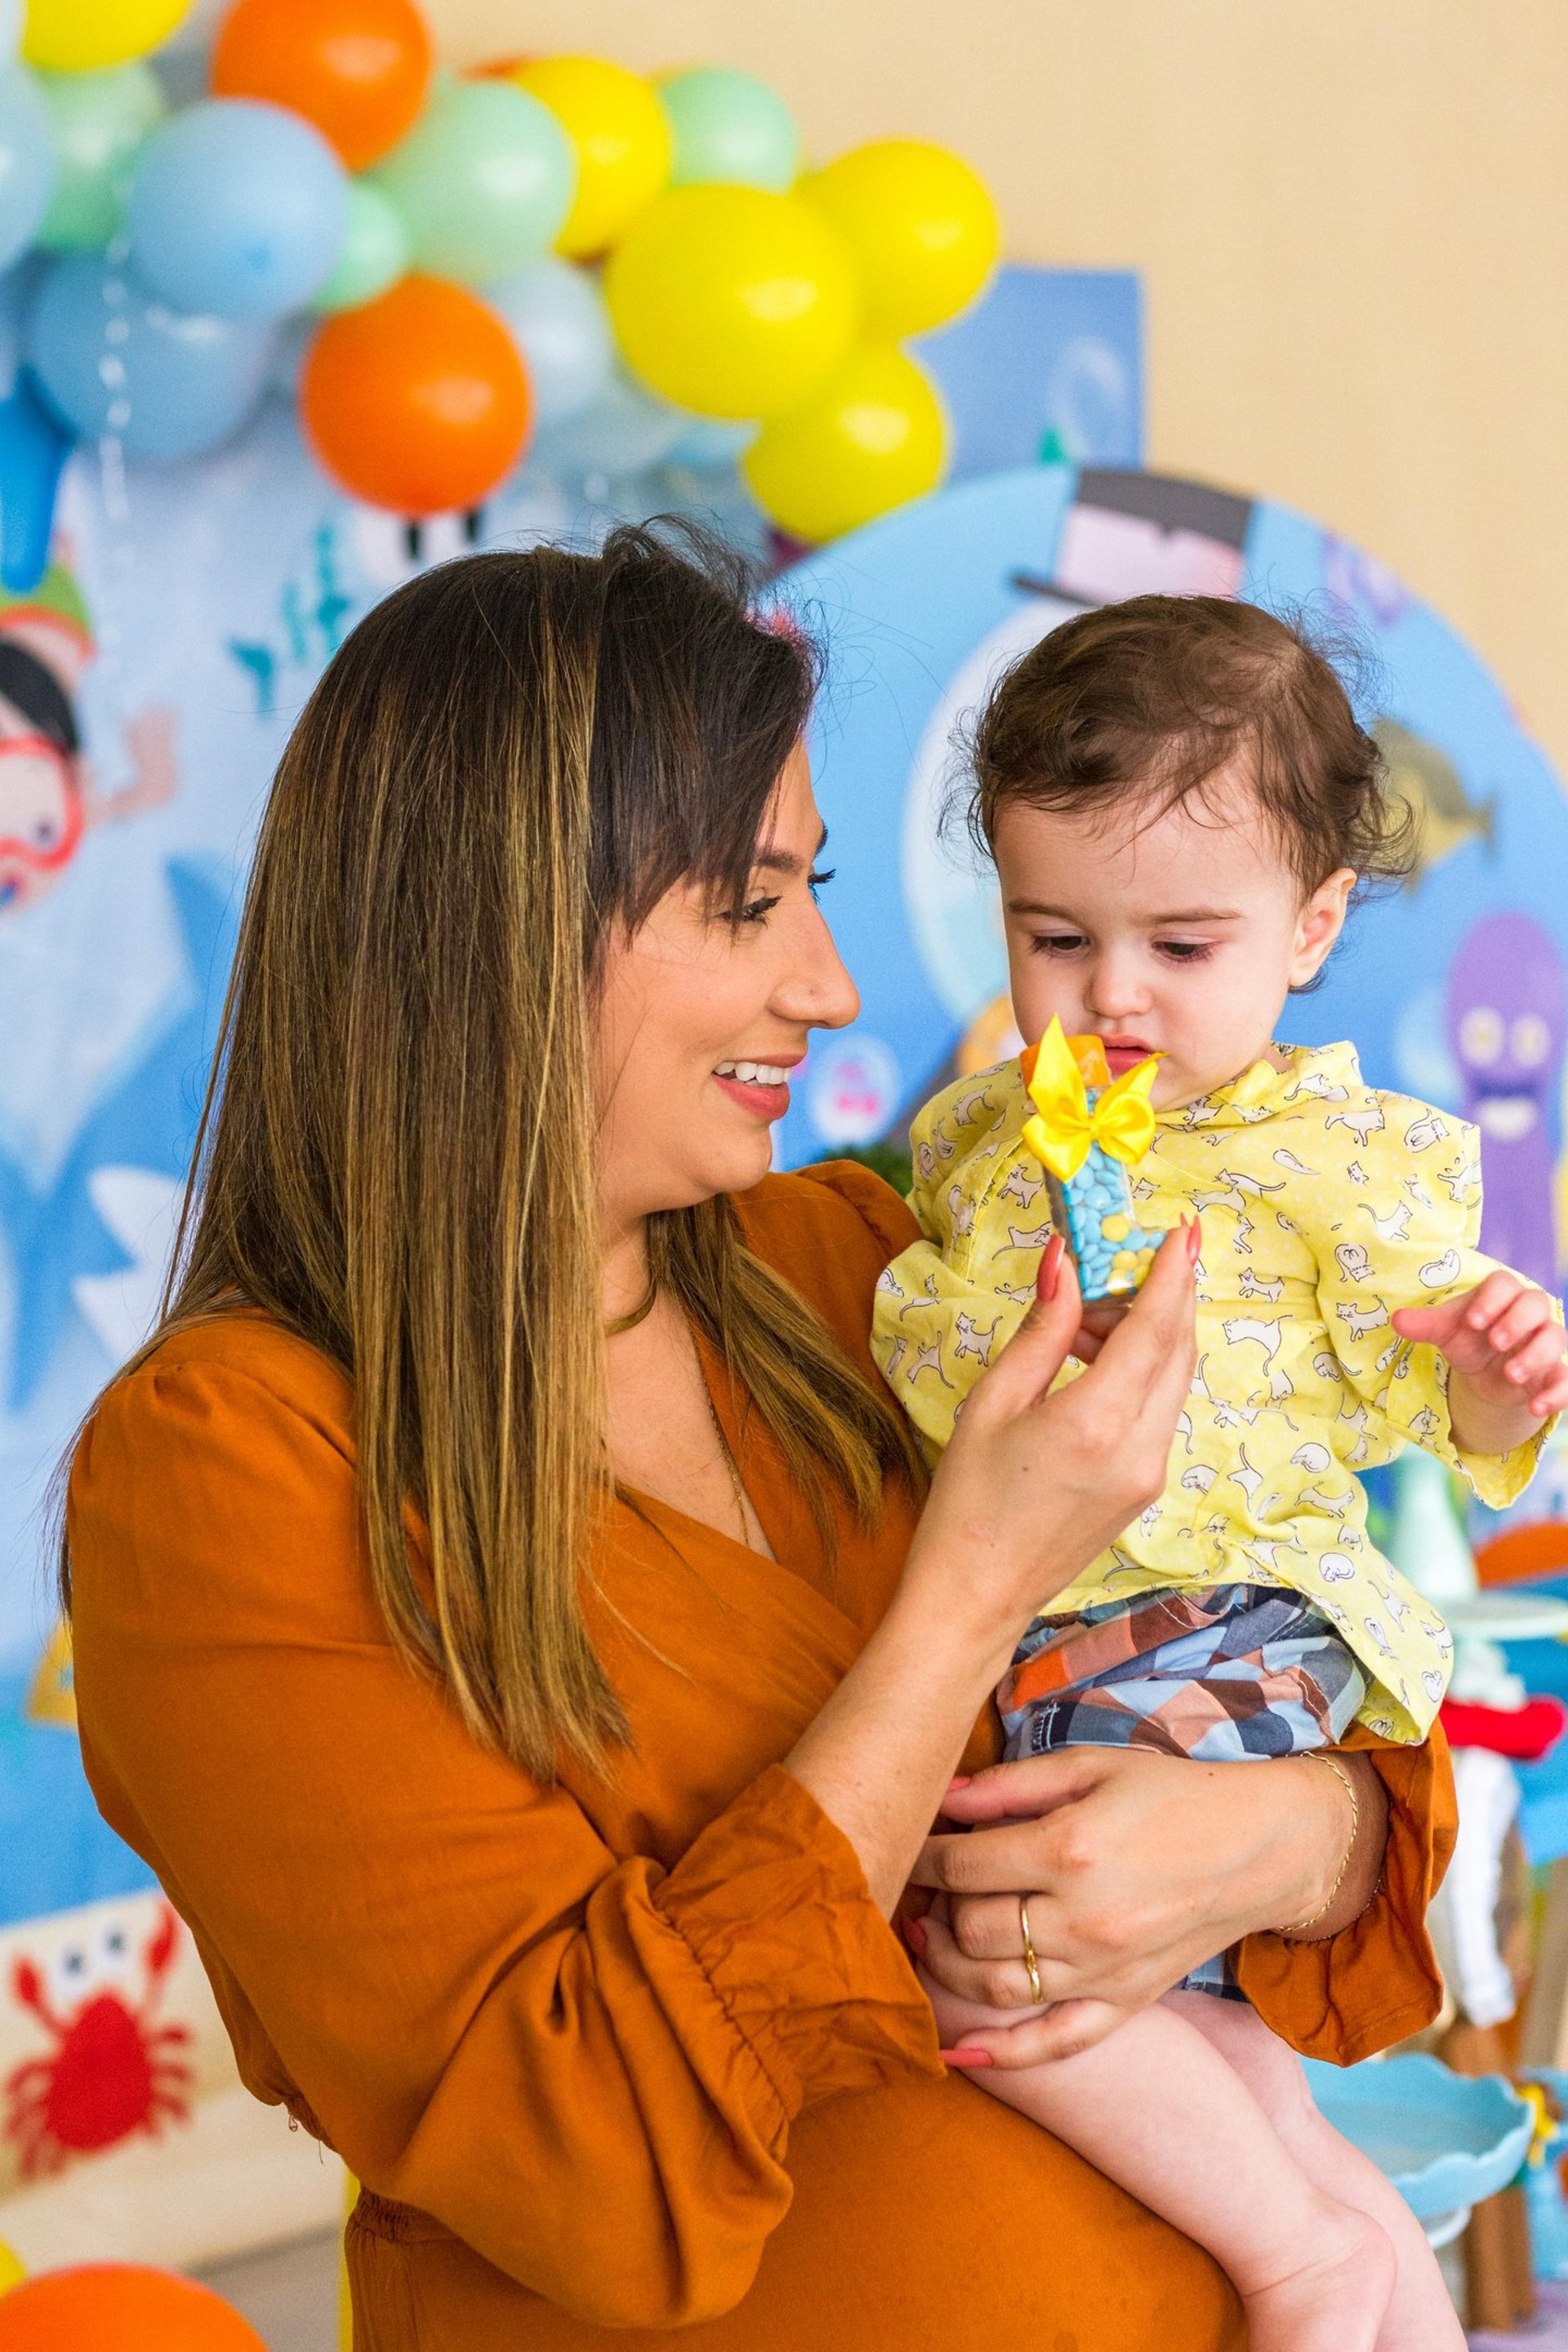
[{"xmin": 786, "ymin": 1580, "xmax": 1016, "ymax": 1916}]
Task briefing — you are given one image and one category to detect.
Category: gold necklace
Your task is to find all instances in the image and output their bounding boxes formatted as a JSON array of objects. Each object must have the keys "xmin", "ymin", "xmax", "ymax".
[
  {"xmin": 702, "ymin": 1378, "xmax": 754, "ymax": 1549},
  {"xmin": 604, "ymin": 1280, "xmax": 657, "ymax": 1338},
  {"xmin": 605, "ymin": 1279, "xmax": 753, "ymax": 1547}
]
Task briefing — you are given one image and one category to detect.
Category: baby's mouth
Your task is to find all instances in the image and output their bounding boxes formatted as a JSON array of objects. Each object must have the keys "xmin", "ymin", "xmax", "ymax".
[{"xmin": 1102, "ymin": 1038, "xmax": 1158, "ymax": 1071}]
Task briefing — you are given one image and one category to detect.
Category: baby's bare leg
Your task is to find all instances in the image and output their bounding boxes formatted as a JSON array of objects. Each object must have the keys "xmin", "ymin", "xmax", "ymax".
[
  {"xmin": 926, "ymin": 1971, "xmax": 1394, "ymax": 2352},
  {"xmin": 1164, "ymin": 1993, "xmax": 1463, "ymax": 2351}
]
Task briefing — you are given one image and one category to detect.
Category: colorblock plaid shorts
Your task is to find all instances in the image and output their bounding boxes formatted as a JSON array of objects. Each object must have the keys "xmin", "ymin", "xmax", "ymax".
[{"xmin": 997, "ymin": 1582, "xmax": 1368, "ymax": 1998}]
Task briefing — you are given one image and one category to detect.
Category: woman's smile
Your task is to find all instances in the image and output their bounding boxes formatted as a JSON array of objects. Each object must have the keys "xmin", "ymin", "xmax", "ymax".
[{"xmin": 711, "ymin": 1055, "xmax": 800, "ymax": 1120}]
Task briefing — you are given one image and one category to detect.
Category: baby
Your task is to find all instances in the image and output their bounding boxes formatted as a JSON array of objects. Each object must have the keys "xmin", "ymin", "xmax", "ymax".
[{"xmin": 871, "ymin": 595, "xmax": 1567, "ymax": 2352}]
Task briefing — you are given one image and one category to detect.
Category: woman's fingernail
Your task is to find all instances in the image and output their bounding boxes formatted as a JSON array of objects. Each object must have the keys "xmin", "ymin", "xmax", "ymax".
[
  {"xmin": 947, "ymin": 1774, "xmax": 973, "ymax": 1791},
  {"xmin": 1038, "ymin": 1233, "xmax": 1065, "ymax": 1303},
  {"xmin": 940, "ymin": 2046, "xmax": 993, "ymax": 2068},
  {"xmin": 902, "ymin": 1917, "xmax": 929, "ymax": 1957},
  {"xmin": 1186, "ymin": 1216, "xmax": 1203, "ymax": 1265}
]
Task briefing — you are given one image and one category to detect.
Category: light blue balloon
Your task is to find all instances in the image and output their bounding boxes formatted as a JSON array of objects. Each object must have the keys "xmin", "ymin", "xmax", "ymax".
[
  {"xmin": 0, "ymin": 69, "xmax": 56, "ymax": 273},
  {"xmin": 666, "ymin": 415, "xmax": 759, "ymax": 469},
  {"xmin": 528, "ymin": 366, "xmax": 687, "ymax": 482},
  {"xmin": 127, "ymin": 98, "xmax": 347, "ymax": 321},
  {"xmin": 27, "ymin": 252, "xmax": 274, "ymax": 459},
  {"xmin": 485, "ymin": 257, "xmax": 612, "ymax": 430},
  {"xmin": 659, "ymin": 69, "xmax": 799, "ymax": 193}
]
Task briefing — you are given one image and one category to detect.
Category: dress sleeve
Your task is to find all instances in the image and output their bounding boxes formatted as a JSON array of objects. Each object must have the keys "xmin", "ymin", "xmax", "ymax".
[
  {"xmin": 1232, "ymin": 1722, "xmax": 1457, "ymax": 2065},
  {"xmin": 67, "ymin": 1359, "xmax": 942, "ymax": 2331},
  {"xmin": 1309, "ymin": 1112, "xmax": 1557, "ymax": 1506}
]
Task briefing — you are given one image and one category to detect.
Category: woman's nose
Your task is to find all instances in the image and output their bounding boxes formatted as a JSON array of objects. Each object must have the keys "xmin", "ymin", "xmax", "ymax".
[{"xmin": 777, "ymin": 904, "xmax": 861, "ymax": 1032}]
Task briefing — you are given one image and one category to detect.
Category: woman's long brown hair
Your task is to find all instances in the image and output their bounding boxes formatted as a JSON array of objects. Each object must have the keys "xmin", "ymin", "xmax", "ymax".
[{"xmin": 60, "ymin": 526, "xmax": 920, "ymax": 1780}]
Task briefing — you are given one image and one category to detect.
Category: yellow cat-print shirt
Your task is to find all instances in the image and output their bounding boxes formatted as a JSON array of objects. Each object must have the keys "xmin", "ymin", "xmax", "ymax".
[{"xmin": 872, "ymin": 1039, "xmax": 1556, "ymax": 1744}]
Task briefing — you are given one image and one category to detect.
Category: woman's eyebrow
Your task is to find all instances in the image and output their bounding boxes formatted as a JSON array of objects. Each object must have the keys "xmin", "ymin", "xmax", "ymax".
[{"xmin": 755, "ymin": 824, "xmax": 830, "ymax": 876}]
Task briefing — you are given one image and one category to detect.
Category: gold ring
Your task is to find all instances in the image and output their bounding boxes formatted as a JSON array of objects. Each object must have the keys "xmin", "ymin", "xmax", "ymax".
[{"xmin": 1020, "ymin": 1895, "xmax": 1044, "ymax": 2004}]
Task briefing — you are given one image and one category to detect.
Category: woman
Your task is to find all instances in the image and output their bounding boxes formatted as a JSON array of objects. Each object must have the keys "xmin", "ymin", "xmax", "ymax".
[{"xmin": 64, "ymin": 529, "xmax": 1454, "ymax": 2350}]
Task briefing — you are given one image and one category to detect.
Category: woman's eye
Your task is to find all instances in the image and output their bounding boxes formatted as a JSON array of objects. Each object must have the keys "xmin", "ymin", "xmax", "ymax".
[
  {"xmin": 733, "ymin": 893, "xmax": 782, "ymax": 926},
  {"xmin": 1157, "ymin": 941, "xmax": 1214, "ymax": 963},
  {"xmin": 1030, "ymin": 933, "xmax": 1087, "ymax": 956},
  {"xmin": 807, "ymin": 866, "xmax": 835, "ymax": 902}
]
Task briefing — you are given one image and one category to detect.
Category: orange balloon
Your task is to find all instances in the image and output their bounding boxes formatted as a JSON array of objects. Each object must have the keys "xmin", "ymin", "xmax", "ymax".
[
  {"xmin": 0, "ymin": 2265, "xmax": 266, "ymax": 2349},
  {"xmin": 212, "ymin": 0, "xmax": 433, "ymax": 172},
  {"xmin": 301, "ymin": 275, "xmax": 532, "ymax": 515}
]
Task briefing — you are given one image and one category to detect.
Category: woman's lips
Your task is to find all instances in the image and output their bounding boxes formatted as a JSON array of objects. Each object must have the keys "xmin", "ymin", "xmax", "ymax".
[{"xmin": 712, "ymin": 1059, "xmax": 795, "ymax": 1122}]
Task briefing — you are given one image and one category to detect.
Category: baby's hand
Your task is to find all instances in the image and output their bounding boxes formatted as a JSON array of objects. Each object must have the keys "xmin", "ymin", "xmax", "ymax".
[{"xmin": 1392, "ymin": 1272, "xmax": 1568, "ymax": 1420}]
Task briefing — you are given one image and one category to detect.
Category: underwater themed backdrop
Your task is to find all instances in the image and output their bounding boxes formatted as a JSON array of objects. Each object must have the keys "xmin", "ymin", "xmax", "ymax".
[{"xmin": 4, "ymin": 249, "xmax": 1568, "ymax": 2234}]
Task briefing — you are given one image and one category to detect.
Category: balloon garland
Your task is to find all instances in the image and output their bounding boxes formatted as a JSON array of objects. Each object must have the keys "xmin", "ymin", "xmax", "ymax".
[{"xmin": 2, "ymin": 0, "xmax": 1000, "ymax": 541}]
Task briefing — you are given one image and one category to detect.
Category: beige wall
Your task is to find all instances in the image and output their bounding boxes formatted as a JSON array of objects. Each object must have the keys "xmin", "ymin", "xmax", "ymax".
[{"xmin": 430, "ymin": 0, "xmax": 1568, "ymax": 777}]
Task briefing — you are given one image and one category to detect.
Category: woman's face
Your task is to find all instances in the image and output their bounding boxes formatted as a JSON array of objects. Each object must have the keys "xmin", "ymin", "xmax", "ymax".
[{"xmin": 595, "ymin": 742, "xmax": 858, "ymax": 1235}]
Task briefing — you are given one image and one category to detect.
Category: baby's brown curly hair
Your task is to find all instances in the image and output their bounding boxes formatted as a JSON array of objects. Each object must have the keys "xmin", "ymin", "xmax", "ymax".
[{"xmin": 964, "ymin": 593, "xmax": 1417, "ymax": 902}]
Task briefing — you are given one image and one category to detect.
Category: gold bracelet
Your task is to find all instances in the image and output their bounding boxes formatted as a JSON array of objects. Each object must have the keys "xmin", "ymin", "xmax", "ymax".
[{"xmin": 1281, "ymin": 1752, "xmax": 1361, "ymax": 1939}]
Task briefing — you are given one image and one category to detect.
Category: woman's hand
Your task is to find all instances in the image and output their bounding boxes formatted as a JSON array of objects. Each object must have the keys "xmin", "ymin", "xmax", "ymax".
[
  {"xmin": 905, "ymin": 1743, "xmax": 1386, "ymax": 2064},
  {"xmin": 899, "ymin": 1224, "xmax": 1202, "ymax": 1657}
]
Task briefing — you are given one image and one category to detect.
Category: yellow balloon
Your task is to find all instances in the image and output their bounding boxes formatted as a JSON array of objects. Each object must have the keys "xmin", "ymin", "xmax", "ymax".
[
  {"xmin": 514, "ymin": 56, "xmax": 670, "ymax": 259},
  {"xmin": 606, "ymin": 185, "xmax": 858, "ymax": 421},
  {"xmin": 804, "ymin": 139, "xmax": 1000, "ymax": 338},
  {"xmin": 24, "ymin": 0, "xmax": 193, "ymax": 72},
  {"xmin": 0, "ymin": 2238, "xmax": 24, "ymax": 2296},
  {"xmin": 742, "ymin": 342, "xmax": 947, "ymax": 544}
]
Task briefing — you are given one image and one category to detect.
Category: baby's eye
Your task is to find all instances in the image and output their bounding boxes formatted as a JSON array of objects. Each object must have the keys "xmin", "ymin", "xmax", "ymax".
[
  {"xmin": 1156, "ymin": 940, "xmax": 1214, "ymax": 963},
  {"xmin": 1030, "ymin": 931, "xmax": 1088, "ymax": 956}
]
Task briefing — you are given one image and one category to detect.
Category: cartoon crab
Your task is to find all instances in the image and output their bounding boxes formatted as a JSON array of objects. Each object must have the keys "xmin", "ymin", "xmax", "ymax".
[{"xmin": 3, "ymin": 1902, "xmax": 194, "ymax": 2178}]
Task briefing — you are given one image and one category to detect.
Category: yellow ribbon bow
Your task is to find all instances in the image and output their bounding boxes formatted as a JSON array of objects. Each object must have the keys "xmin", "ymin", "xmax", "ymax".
[{"xmin": 1020, "ymin": 1015, "xmax": 1161, "ymax": 1183}]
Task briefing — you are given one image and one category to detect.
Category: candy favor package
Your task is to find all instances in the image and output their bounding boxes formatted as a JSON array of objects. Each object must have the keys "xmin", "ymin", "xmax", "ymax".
[{"xmin": 1019, "ymin": 1019, "xmax": 1169, "ymax": 1306}]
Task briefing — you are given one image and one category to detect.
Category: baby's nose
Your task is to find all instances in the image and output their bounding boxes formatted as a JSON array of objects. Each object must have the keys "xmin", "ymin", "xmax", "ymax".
[{"xmin": 1085, "ymin": 953, "xmax": 1150, "ymax": 1018}]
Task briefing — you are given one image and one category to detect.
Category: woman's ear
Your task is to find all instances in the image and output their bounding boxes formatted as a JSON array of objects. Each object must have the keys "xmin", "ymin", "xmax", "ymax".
[{"xmin": 1289, "ymin": 866, "xmax": 1357, "ymax": 987}]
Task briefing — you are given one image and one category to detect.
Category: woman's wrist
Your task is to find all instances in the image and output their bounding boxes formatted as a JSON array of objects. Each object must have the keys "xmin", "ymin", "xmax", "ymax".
[
  {"xmin": 884, "ymin": 1533, "xmax": 1029, "ymax": 1688},
  {"xmin": 1263, "ymin": 1751, "xmax": 1387, "ymax": 1943}
]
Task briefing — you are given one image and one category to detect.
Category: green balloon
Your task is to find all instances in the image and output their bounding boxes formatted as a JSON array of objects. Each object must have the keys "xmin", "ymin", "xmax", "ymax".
[
  {"xmin": 658, "ymin": 69, "xmax": 800, "ymax": 194},
  {"xmin": 38, "ymin": 60, "xmax": 164, "ymax": 252},
  {"xmin": 369, "ymin": 80, "xmax": 576, "ymax": 287},
  {"xmin": 313, "ymin": 180, "xmax": 409, "ymax": 314}
]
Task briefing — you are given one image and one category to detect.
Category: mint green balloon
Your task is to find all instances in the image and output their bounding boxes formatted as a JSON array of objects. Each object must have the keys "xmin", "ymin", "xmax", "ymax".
[
  {"xmin": 313, "ymin": 180, "xmax": 408, "ymax": 314},
  {"xmin": 658, "ymin": 69, "xmax": 799, "ymax": 194},
  {"xmin": 38, "ymin": 60, "xmax": 163, "ymax": 251},
  {"xmin": 369, "ymin": 81, "xmax": 575, "ymax": 287}
]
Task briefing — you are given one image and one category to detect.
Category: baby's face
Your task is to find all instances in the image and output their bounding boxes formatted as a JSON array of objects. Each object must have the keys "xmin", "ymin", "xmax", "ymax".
[{"xmin": 993, "ymin": 760, "xmax": 1355, "ymax": 1108}]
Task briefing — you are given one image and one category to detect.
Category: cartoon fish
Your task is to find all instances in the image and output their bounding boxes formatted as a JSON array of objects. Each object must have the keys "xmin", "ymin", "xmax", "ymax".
[{"xmin": 1374, "ymin": 717, "xmax": 1494, "ymax": 885}]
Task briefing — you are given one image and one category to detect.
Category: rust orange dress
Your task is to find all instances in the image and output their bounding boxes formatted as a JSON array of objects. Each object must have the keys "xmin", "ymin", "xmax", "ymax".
[{"xmin": 67, "ymin": 1163, "xmax": 1455, "ymax": 2351}]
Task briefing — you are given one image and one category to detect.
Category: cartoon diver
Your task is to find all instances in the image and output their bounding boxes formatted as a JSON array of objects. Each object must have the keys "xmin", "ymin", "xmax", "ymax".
[
  {"xmin": 0, "ymin": 563, "xmax": 176, "ymax": 917},
  {"xmin": 1374, "ymin": 719, "xmax": 1494, "ymax": 887}
]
